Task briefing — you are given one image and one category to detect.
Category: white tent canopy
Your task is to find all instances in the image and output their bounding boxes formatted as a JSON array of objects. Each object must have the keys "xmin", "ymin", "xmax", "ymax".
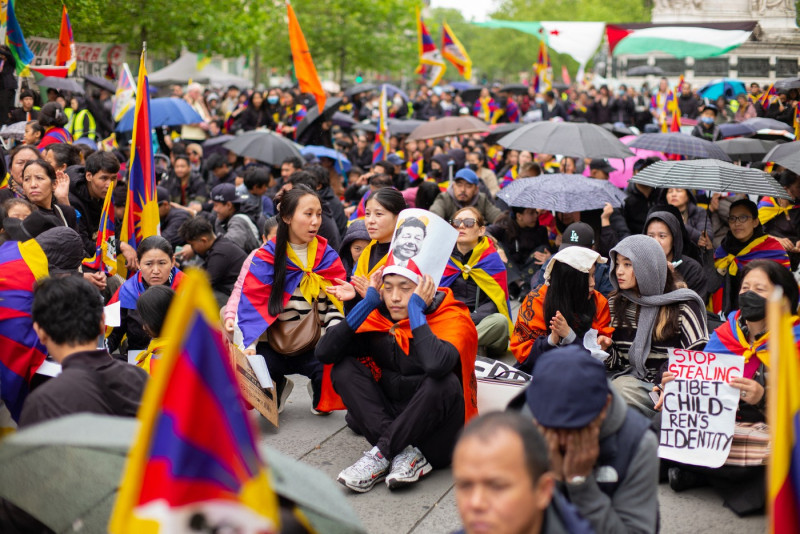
[{"xmin": 148, "ymin": 52, "xmax": 252, "ymax": 88}]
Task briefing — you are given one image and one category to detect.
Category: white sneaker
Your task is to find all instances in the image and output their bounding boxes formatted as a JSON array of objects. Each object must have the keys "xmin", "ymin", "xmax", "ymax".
[
  {"xmin": 385, "ymin": 446, "xmax": 432, "ymax": 490},
  {"xmin": 337, "ymin": 448, "xmax": 390, "ymax": 493}
]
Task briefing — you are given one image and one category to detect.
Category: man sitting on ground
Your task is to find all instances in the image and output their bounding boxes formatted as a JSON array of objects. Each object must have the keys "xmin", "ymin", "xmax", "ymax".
[
  {"xmin": 430, "ymin": 168, "xmax": 503, "ymax": 225},
  {"xmin": 209, "ymin": 183, "xmax": 261, "ymax": 253}
]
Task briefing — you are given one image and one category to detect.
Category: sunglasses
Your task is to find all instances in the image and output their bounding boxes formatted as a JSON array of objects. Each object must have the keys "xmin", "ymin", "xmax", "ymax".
[{"xmin": 451, "ymin": 218, "xmax": 477, "ymax": 228}]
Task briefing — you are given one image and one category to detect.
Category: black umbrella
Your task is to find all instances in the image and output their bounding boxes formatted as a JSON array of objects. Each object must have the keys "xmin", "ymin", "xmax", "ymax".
[
  {"xmin": 296, "ymin": 97, "xmax": 342, "ymax": 144},
  {"xmin": 484, "ymin": 122, "xmax": 526, "ymax": 145},
  {"xmin": 715, "ymin": 138, "xmax": 777, "ymax": 162},
  {"xmin": 741, "ymin": 117, "xmax": 793, "ymax": 133},
  {"xmin": 499, "ymin": 83, "xmax": 529, "ymax": 95},
  {"xmin": 36, "ymin": 77, "xmax": 84, "ymax": 94},
  {"xmin": 222, "ymin": 130, "xmax": 302, "ymax": 166},
  {"xmin": 202, "ymin": 134, "xmax": 235, "ymax": 156},
  {"xmin": 629, "ymin": 159, "xmax": 790, "ymax": 199},
  {"xmin": 498, "ymin": 122, "xmax": 634, "ymax": 159},
  {"xmin": 719, "ymin": 122, "xmax": 757, "ymax": 138},
  {"xmin": 627, "ymin": 133, "xmax": 731, "ymax": 161},
  {"xmin": 600, "ymin": 122, "xmax": 635, "ymax": 138},
  {"xmin": 775, "ymin": 77, "xmax": 800, "ymax": 90},
  {"xmin": 332, "ymin": 111, "xmax": 357, "ymax": 129},
  {"xmin": 626, "ymin": 65, "xmax": 665, "ymax": 76},
  {"xmin": 344, "ymin": 83, "xmax": 377, "ymax": 97},
  {"xmin": 459, "ymin": 86, "xmax": 483, "ymax": 102},
  {"xmin": 387, "ymin": 119, "xmax": 425, "ymax": 136},
  {"xmin": 497, "ymin": 174, "xmax": 625, "ymax": 211},
  {"xmin": 763, "ymin": 141, "xmax": 800, "ymax": 174},
  {"xmin": 353, "ymin": 121, "xmax": 377, "ymax": 133},
  {"xmin": 83, "ymin": 75, "xmax": 116, "ymax": 93}
]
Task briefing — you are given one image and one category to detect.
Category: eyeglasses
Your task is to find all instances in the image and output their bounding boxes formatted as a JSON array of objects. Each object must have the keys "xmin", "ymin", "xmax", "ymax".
[
  {"xmin": 728, "ymin": 215, "xmax": 753, "ymax": 224},
  {"xmin": 188, "ymin": 151, "xmax": 200, "ymax": 156},
  {"xmin": 451, "ymin": 218, "xmax": 477, "ymax": 228}
]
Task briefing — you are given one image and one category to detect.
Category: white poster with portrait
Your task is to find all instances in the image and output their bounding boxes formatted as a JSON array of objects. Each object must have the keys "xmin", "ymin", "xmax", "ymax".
[{"xmin": 383, "ymin": 209, "xmax": 457, "ymax": 286}]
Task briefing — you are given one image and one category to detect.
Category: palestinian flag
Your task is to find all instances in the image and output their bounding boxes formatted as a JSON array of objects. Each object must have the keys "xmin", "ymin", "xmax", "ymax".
[{"xmin": 607, "ymin": 23, "xmax": 753, "ymax": 59}]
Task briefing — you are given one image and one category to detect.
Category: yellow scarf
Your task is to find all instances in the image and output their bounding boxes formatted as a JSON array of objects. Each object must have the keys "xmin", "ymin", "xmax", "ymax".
[
  {"xmin": 136, "ymin": 337, "xmax": 169, "ymax": 374},
  {"xmin": 353, "ymin": 240, "xmax": 388, "ymax": 279},
  {"xmin": 758, "ymin": 199, "xmax": 796, "ymax": 225},
  {"xmin": 733, "ymin": 320, "xmax": 771, "ymax": 366},
  {"xmin": 286, "ymin": 237, "xmax": 344, "ymax": 313},
  {"xmin": 714, "ymin": 234, "xmax": 771, "ymax": 276},
  {"xmin": 449, "ymin": 238, "xmax": 513, "ymax": 330}
]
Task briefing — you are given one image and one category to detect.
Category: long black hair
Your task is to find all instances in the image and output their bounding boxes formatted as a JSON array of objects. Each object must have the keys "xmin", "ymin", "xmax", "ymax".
[
  {"xmin": 137, "ymin": 235, "xmax": 174, "ymax": 261},
  {"xmin": 268, "ymin": 185, "xmax": 320, "ymax": 316},
  {"xmin": 366, "ymin": 187, "xmax": 406, "ymax": 215},
  {"xmin": 544, "ymin": 261, "xmax": 596, "ymax": 337},
  {"xmin": 137, "ymin": 285, "xmax": 175, "ymax": 337}
]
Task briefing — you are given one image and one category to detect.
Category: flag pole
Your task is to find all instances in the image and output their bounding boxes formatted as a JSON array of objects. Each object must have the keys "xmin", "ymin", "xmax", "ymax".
[{"xmin": 766, "ymin": 286, "xmax": 784, "ymax": 534}]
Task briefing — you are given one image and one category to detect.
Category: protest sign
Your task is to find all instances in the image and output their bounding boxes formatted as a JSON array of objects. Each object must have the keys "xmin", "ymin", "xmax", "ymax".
[
  {"xmin": 27, "ymin": 37, "xmax": 127, "ymax": 80},
  {"xmin": 658, "ymin": 348, "xmax": 744, "ymax": 468},
  {"xmin": 230, "ymin": 344, "xmax": 278, "ymax": 428}
]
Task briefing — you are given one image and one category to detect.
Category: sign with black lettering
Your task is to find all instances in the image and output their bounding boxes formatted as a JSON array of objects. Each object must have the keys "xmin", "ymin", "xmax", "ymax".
[{"xmin": 658, "ymin": 349, "xmax": 743, "ymax": 468}]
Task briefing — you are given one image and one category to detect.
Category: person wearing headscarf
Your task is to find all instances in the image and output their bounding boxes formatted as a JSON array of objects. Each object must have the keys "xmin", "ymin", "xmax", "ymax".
[{"xmin": 608, "ymin": 235, "xmax": 708, "ymax": 417}]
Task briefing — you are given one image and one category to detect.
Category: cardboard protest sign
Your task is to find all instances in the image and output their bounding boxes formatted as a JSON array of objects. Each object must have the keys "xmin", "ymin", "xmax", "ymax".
[
  {"xmin": 230, "ymin": 344, "xmax": 279, "ymax": 428},
  {"xmin": 658, "ymin": 348, "xmax": 744, "ymax": 468},
  {"xmin": 383, "ymin": 208, "xmax": 457, "ymax": 286}
]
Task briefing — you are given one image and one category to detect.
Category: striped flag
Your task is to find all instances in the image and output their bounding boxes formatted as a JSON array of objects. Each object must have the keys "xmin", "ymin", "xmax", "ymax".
[
  {"xmin": 441, "ymin": 21, "xmax": 471, "ymax": 80},
  {"xmin": 82, "ymin": 180, "xmax": 117, "ymax": 275},
  {"xmin": 415, "ymin": 7, "xmax": 446, "ymax": 87},
  {"xmin": 372, "ymin": 85, "xmax": 390, "ymax": 163},
  {"xmin": 4, "ymin": 0, "xmax": 33, "ymax": 75},
  {"xmin": 118, "ymin": 48, "xmax": 160, "ymax": 278},
  {"xmin": 112, "ymin": 62, "xmax": 136, "ymax": 122},
  {"xmin": 55, "ymin": 5, "xmax": 76, "ymax": 75},
  {"xmin": 532, "ymin": 40, "xmax": 551, "ymax": 94},
  {"xmin": 109, "ymin": 269, "xmax": 280, "ymax": 533},
  {"xmin": 760, "ymin": 84, "xmax": 777, "ymax": 111},
  {"xmin": 794, "ymin": 106, "xmax": 800, "ymax": 141},
  {"xmin": 767, "ymin": 292, "xmax": 800, "ymax": 533}
]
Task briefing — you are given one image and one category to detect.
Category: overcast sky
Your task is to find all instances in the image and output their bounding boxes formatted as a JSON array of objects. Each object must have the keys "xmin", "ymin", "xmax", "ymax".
[{"xmin": 429, "ymin": 0, "xmax": 498, "ymax": 21}]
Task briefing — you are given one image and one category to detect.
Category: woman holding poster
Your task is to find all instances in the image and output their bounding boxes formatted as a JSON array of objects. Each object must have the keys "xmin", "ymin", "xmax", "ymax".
[
  {"xmin": 607, "ymin": 235, "xmax": 708, "ymax": 418},
  {"xmin": 659, "ymin": 260, "xmax": 800, "ymax": 514}
]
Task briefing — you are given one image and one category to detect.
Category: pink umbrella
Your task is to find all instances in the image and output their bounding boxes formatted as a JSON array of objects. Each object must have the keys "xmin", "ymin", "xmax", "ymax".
[{"xmin": 582, "ymin": 135, "xmax": 666, "ymax": 188}]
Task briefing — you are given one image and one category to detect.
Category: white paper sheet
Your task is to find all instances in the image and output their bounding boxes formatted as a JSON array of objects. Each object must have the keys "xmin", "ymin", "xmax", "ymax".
[
  {"xmin": 104, "ymin": 301, "xmax": 121, "ymax": 327},
  {"xmin": 247, "ymin": 355, "xmax": 274, "ymax": 389}
]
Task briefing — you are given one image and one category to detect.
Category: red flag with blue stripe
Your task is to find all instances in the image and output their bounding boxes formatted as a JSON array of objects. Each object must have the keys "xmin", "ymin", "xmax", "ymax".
[
  {"xmin": 82, "ymin": 180, "xmax": 117, "ymax": 275},
  {"xmin": 0, "ymin": 240, "xmax": 49, "ymax": 421}
]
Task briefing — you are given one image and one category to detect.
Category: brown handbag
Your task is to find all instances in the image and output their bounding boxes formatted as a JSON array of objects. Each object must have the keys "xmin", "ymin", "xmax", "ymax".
[{"xmin": 266, "ymin": 299, "xmax": 322, "ymax": 357}]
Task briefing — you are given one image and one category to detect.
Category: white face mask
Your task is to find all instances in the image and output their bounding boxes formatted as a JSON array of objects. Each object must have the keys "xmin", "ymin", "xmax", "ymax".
[{"xmin": 393, "ymin": 97, "xmax": 403, "ymax": 107}]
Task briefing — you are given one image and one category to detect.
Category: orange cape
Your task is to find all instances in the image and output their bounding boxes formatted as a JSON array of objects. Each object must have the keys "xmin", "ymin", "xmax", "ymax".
[
  {"xmin": 510, "ymin": 285, "xmax": 614, "ymax": 363},
  {"xmin": 353, "ymin": 287, "xmax": 478, "ymax": 423}
]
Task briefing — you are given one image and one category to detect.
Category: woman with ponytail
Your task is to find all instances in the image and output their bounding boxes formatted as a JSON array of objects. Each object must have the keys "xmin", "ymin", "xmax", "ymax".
[{"xmin": 36, "ymin": 102, "xmax": 73, "ymax": 150}]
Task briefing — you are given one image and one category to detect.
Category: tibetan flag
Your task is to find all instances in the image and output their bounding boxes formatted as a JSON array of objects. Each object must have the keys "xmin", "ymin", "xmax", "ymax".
[
  {"xmin": 108, "ymin": 269, "xmax": 279, "ymax": 534},
  {"xmin": 758, "ymin": 196, "xmax": 800, "ymax": 226},
  {"xmin": 669, "ymin": 76, "xmax": 683, "ymax": 133},
  {"xmin": 415, "ymin": 7, "xmax": 446, "ymax": 87},
  {"xmin": 713, "ymin": 234, "xmax": 790, "ymax": 277},
  {"xmin": 372, "ymin": 84, "xmax": 390, "ymax": 163},
  {"xmin": 5, "ymin": 0, "xmax": 32, "ymax": 75},
  {"xmin": 532, "ymin": 40, "xmax": 551, "ymax": 94},
  {"xmin": 794, "ymin": 106, "xmax": 800, "ymax": 141},
  {"xmin": 760, "ymin": 84, "xmax": 777, "ymax": 111},
  {"xmin": 55, "ymin": 5, "xmax": 76, "ymax": 75},
  {"xmin": 113, "ymin": 62, "xmax": 136, "ymax": 122},
  {"xmin": 118, "ymin": 49, "xmax": 160, "ymax": 278},
  {"xmin": 287, "ymin": 1, "xmax": 326, "ymax": 112},
  {"xmin": 767, "ymin": 296, "xmax": 800, "ymax": 534},
  {"xmin": 0, "ymin": 239, "xmax": 49, "ymax": 422},
  {"xmin": 441, "ymin": 21, "xmax": 471, "ymax": 80},
  {"xmin": 82, "ymin": 181, "xmax": 117, "ymax": 275},
  {"xmin": 348, "ymin": 190, "xmax": 370, "ymax": 223},
  {"xmin": 440, "ymin": 237, "xmax": 512, "ymax": 330}
]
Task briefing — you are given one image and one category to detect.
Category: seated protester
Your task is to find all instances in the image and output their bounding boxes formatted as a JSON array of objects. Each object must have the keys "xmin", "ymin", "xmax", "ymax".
[
  {"xmin": 661, "ymin": 188, "xmax": 706, "ymax": 243},
  {"xmin": 699, "ymin": 198, "xmax": 790, "ymax": 316},
  {"xmin": 644, "ymin": 207, "xmax": 708, "ymax": 299},
  {"xmin": 338, "ymin": 218, "xmax": 370, "ymax": 278},
  {"xmin": 134, "ymin": 285, "xmax": 175, "ymax": 374},
  {"xmin": 20, "ymin": 276, "xmax": 147, "ymax": 427},
  {"xmin": 66, "ymin": 151, "xmax": 119, "ymax": 258},
  {"xmin": 452, "ymin": 412, "xmax": 593, "ymax": 534},
  {"xmin": 160, "ymin": 155, "xmax": 209, "ymax": 206},
  {"xmin": 223, "ymin": 217, "xmax": 278, "ymax": 338},
  {"xmin": 0, "ymin": 145, "xmax": 39, "ymax": 204},
  {"xmin": 236, "ymin": 187, "xmax": 345, "ymax": 414},
  {"xmin": 43, "ymin": 141, "xmax": 81, "ymax": 178},
  {"xmin": 276, "ymin": 170, "xmax": 342, "ymax": 250},
  {"xmin": 20, "ymin": 159, "xmax": 78, "ymax": 232},
  {"xmin": 204, "ymin": 152, "xmax": 235, "ymax": 187},
  {"xmin": 316, "ymin": 267, "xmax": 478, "ymax": 493},
  {"xmin": 487, "ymin": 206, "xmax": 551, "ymax": 299},
  {"xmin": 430, "ymin": 168, "xmax": 503, "ymax": 225},
  {"xmin": 691, "ymin": 103, "xmax": 721, "ymax": 141},
  {"xmin": 208, "ymin": 183, "xmax": 260, "ymax": 253},
  {"xmin": 440, "ymin": 207, "xmax": 512, "ymax": 358},
  {"xmin": 622, "ymin": 157, "xmax": 662, "ymax": 235},
  {"xmin": 242, "ymin": 165, "xmax": 275, "ymax": 217},
  {"xmin": 608, "ymin": 235, "xmax": 708, "ymax": 418},
  {"xmin": 758, "ymin": 169, "xmax": 800, "ymax": 269},
  {"xmin": 9, "ymin": 88, "xmax": 39, "ymax": 123},
  {"xmin": 36, "ymin": 102, "xmax": 73, "ymax": 149},
  {"xmin": 657, "ymin": 259, "xmax": 799, "ymax": 515},
  {"xmin": 510, "ymin": 346, "xmax": 659, "ymax": 534},
  {"xmin": 178, "ymin": 216, "xmax": 247, "ymax": 307},
  {"xmin": 306, "ymin": 163, "xmax": 348, "ymax": 237},
  {"xmin": 156, "ymin": 186, "xmax": 192, "ymax": 247},
  {"xmin": 107, "ymin": 236, "xmax": 185, "ymax": 354},
  {"xmin": 530, "ymin": 222, "xmax": 615, "ymax": 297},
  {"xmin": 511, "ymin": 246, "xmax": 614, "ymax": 373}
]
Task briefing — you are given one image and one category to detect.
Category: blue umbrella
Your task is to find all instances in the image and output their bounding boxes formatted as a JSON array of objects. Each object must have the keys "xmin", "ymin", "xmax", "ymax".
[
  {"xmin": 115, "ymin": 97, "xmax": 204, "ymax": 132},
  {"xmin": 449, "ymin": 81, "xmax": 475, "ymax": 92},
  {"xmin": 382, "ymin": 84, "xmax": 409, "ymax": 102},
  {"xmin": 698, "ymin": 78, "xmax": 746, "ymax": 101},
  {"xmin": 301, "ymin": 145, "xmax": 351, "ymax": 174}
]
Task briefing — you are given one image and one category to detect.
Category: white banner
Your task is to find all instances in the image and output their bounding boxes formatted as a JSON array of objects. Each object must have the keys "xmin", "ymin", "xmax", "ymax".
[{"xmin": 26, "ymin": 37, "xmax": 127, "ymax": 80}]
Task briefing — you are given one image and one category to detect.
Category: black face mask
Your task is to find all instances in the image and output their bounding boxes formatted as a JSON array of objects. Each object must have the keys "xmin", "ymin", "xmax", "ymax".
[
  {"xmin": 468, "ymin": 163, "xmax": 479, "ymax": 172},
  {"xmin": 739, "ymin": 291, "xmax": 767, "ymax": 322},
  {"xmin": 429, "ymin": 168, "xmax": 442, "ymax": 179}
]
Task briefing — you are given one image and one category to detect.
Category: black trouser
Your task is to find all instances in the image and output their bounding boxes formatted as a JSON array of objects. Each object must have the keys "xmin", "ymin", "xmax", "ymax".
[
  {"xmin": 331, "ymin": 356, "xmax": 464, "ymax": 468},
  {"xmin": 256, "ymin": 343, "xmax": 324, "ymax": 406}
]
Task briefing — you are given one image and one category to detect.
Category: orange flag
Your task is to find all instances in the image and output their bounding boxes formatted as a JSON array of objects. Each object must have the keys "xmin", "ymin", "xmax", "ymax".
[{"xmin": 287, "ymin": 1, "xmax": 326, "ymax": 112}]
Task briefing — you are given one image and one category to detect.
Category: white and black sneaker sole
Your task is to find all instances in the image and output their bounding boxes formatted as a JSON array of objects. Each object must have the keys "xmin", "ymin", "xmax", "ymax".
[
  {"xmin": 386, "ymin": 462, "xmax": 433, "ymax": 490},
  {"xmin": 338, "ymin": 473, "xmax": 386, "ymax": 493}
]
